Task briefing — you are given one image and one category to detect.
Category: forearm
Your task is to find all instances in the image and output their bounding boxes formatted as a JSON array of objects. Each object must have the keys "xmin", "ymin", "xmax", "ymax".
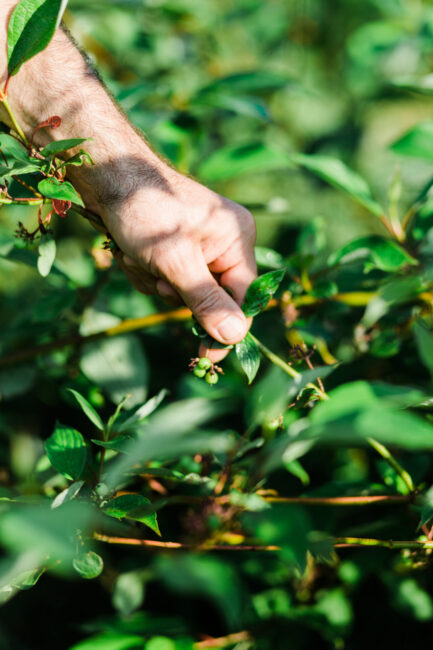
[{"xmin": 0, "ymin": 4, "xmax": 167, "ymax": 214}]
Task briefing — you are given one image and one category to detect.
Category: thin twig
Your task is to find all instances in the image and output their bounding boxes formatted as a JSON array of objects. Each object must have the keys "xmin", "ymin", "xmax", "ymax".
[
  {"xmin": 194, "ymin": 631, "xmax": 252, "ymax": 649},
  {"xmin": 367, "ymin": 437, "xmax": 416, "ymax": 493}
]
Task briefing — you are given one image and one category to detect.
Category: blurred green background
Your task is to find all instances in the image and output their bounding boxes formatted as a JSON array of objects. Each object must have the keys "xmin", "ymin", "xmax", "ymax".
[{"xmin": 2, "ymin": 1, "xmax": 433, "ymax": 649}]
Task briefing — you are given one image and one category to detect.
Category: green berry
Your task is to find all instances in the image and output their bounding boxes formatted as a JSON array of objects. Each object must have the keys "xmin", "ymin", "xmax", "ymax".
[
  {"xmin": 205, "ymin": 371, "xmax": 219, "ymax": 385},
  {"xmin": 193, "ymin": 367, "xmax": 206, "ymax": 378},
  {"xmin": 197, "ymin": 356, "xmax": 212, "ymax": 370}
]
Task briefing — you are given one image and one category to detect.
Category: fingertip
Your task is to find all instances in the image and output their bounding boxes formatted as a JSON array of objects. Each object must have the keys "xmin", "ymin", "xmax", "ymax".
[{"xmin": 198, "ymin": 342, "xmax": 230, "ymax": 364}]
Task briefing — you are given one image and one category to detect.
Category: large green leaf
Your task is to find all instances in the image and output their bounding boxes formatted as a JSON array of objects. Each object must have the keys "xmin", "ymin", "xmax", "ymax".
[
  {"xmin": 45, "ymin": 423, "xmax": 86, "ymax": 480},
  {"xmin": 235, "ymin": 332, "xmax": 260, "ymax": 384},
  {"xmin": 391, "ymin": 122, "xmax": 433, "ymax": 161},
  {"xmin": 0, "ymin": 501, "xmax": 93, "ymax": 563},
  {"xmin": 293, "ymin": 153, "xmax": 384, "ymax": 217},
  {"xmin": 38, "ymin": 177, "xmax": 84, "ymax": 207},
  {"xmin": 242, "ymin": 269, "xmax": 285, "ymax": 317},
  {"xmin": 7, "ymin": 0, "xmax": 68, "ymax": 77},
  {"xmin": 80, "ymin": 334, "xmax": 149, "ymax": 407},
  {"xmin": 198, "ymin": 143, "xmax": 293, "ymax": 182},
  {"xmin": 103, "ymin": 494, "xmax": 160, "ymax": 535},
  {"xmin": 328, "ymin": 235, "xmax": 418, "ymax": 272}
]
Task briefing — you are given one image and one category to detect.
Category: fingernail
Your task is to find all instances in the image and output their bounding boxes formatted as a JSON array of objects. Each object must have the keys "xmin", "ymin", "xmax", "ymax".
[{"xmin": 217, "ymin": 314, "xmax": 245, "ymax": 342}]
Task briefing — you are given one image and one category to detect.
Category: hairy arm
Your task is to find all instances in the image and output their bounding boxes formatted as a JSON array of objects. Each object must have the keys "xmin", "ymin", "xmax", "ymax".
[{"xmin": 0, "ymin": 2, "xmax": 257, "ymax": 359}]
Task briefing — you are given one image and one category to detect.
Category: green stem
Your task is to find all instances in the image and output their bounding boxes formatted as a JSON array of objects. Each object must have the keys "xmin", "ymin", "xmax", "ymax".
[
  {"xmin": 0, "ymin": 197, "xmax": 44, "ymax": 205},
  {"xmin": 0, "ymin": 93, "xmax": 29, "ymax": 146},
  {"xmin": 333, "ymin": 536, "xmax": 433, "ymax": 550},
  {"xmin": 367, "ymin": 436, "xmax": 415, "ymax": 493},
  {"xmin": 250, "ymin": 334, "xmax": 329, "ymax": 401}
]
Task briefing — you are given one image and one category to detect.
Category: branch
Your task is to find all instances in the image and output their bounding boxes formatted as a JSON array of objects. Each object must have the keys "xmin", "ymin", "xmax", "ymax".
[
  {"xmin": 93, "ymin": 532, "xmax": 280, "ymax": 552},
  {"xmin": 94, "ymin": 532, "xmax": 433, "ymax": 552},
  {"xmin": 154, "ymin": 493, "xmax": 411, "ymax": 507}
]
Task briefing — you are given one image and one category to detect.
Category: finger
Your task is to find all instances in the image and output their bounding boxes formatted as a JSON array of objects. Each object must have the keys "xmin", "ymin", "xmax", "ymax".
[
  {"xmin": 161, "ymin": 247, "xmax": 249, "ymax": 344},
  {"xmin": 198, "ymin": 341, "xmax": 230, "ymax": 364},
  {"xmin": 115, "ymin": 252, "xmax": 157, "ymax": 295},
  {"xmin": 219, "ymin": 256, "xmax": 257, "ymax": 307},
  {"xmin": 156, "ymin": 279, "xmax": 182, "ymax": 305}
]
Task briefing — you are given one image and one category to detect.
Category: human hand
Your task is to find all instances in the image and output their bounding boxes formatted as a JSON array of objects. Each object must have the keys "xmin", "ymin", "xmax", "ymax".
[{"xmin": 99, "ymin": 167, "xmax": 257, "ymax": 362}]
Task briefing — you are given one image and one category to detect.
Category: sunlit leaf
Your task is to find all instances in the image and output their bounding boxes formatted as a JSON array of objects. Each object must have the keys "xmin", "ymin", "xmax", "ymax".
[
  {"xmin": 294, "ymin": 153, "xmax": 384, "ymax": 217},
  {"xmin": 103, "ymin": 494, "xmax": 160, "ymax": 535},
  {"xmin": 45, "ymin": 423, "xmax": 86, "ymax": 480},
  {"xmin": 7, "ymin": 0, "xmax": 69, "ymax": 77},
  {"xmin": 242, "ymin": 269, "xmax": 286, "ymax": 317},
  {"xmin": 235, "ymin": 332, "xmax": 260, "ymax": 384},
  {"xmin": 38, "ymin": 177, "xmax": 84, "ymax": 207}
]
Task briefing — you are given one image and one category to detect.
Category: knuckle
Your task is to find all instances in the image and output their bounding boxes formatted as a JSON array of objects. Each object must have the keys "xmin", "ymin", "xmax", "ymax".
[{"xmin": 191, "ymin": 286, "xmax": 223, "ymax": 317}]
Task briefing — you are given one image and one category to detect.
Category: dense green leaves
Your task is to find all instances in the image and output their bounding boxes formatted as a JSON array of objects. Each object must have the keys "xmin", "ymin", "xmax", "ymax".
[
  {"xmin": 38, "ymin": 177, "xmax": 84, "ymax": 206},
  {"xmin": 7, "ymin": 0, "xmax": 68, "ymax": 77},
  {"xmin": 242, "ymin": 269, "xmax": 285, "ymax": 317},
  {"xmin": 45, "ymin": 423, "xmax": 86, "ymax": 480},
  {"xmin": 235, "ymin": 332, "xmax": 260, "ymax": 384}
]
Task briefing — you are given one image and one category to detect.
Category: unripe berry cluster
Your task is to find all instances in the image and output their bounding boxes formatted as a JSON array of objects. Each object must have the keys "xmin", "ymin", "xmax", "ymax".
[{"xmin": 189, "ymin": 356, "xmax": 223, "ymax": 385}]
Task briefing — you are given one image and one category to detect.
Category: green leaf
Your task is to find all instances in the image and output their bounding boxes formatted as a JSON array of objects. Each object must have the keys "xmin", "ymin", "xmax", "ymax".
[
  {"xmin": 91, "ymin": 434, "xmax": 135, "ymax": 454},
  {"xmin": 37, "ymin": 234, "xmax": 56, "ymax": 278},
  {"xmin": 0, "ymin": 501, "xmax": 93, "ymax": 563},
  {"xmin": 106, "ymin": 398, "xmax": 234, "ymax": 490},
  {"xmin": 255, "ymin": 246, "xmax": 285, "ymax": 270},
  {"xmin": 69, "ymin": 634, "xmax": 144, "ymax": 650},
  {"xmin": 242, "ymin": 269, "xmax": 286, "ymax": 317},
  {"xmin": 391, "ymin": 122, "xmax": 433, "ymax": 161},
  {"xmin": 328, "ymin": 235, "xmax": 417, "ymax": 272},
  {"xmin": 38, "ymin": 177, "xmax": 84, "ymax": 207},
  {"xmin": 41, "ymin": 138, "xmax": 88, "ymax": 156},
  {"xmin": 414, "ymin": 320, "xmax": 433, "ymax": 377},
  {"xmin": 293, "ymin": 153, "xmax": 384, "ymax": 217},
  {"xmin": 235, "ymin": 332, "xmax": 260, "ymax": 384},
  {"xmin": 45, "ymin": 423, "xmax": 86, "ymax": 480},
  {"xmin": 7, "ymin": 0, "xmax": 69, "ymax": 77},
  {"xmin": 102, "ymin": 494, "xmax": 160, "ymax": 536},
  {"xmin": 112, "ymin": 571, "xmax": 145, "ymax": 616},
  {"xmin": 73, "ymin": 551, "xmax": 104, "ymax": 579},
  {"xmin": 51, "ymin": 480, "xmax": 84, "ymax": 509},
  {"xmin": 198, "ymin": 143, "xmax": 293, "ymax": 182},
  {"xmin": 0, "ymin": 133, "xmax": 43, "ymax": 177},
  {"xmin": 117, "ymin": 389, "xmax": 168, "ymax": 433},
  {"xmin": 80, "ymin": 334, "xmax": 149, "ymax": 407},
  {"xmin": 419, "ymin": 486, "xmax": 433, "ymax": 529},
  {"xmin": 67, "ymin": 388, "xmax": 104, "ymax": 431}
]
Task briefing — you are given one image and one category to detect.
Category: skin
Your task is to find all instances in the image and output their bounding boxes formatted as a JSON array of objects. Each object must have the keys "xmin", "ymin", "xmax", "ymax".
[{"xmin": 0, "ymin": 2, "xmax": 257, "ymax": 362}]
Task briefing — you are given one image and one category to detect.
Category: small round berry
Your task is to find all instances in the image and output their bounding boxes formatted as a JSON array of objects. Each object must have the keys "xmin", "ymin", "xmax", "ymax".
[
  {"xmin": 193, "ymin": 367, "xmax": 206, "ymax": 378},
  {"xmin": 197, "ymin": 357, "xmax": 212, "ymax": 370},
  {"xmin": 205, "ymin": 371, "xmax": 219, "ymax": 385}
]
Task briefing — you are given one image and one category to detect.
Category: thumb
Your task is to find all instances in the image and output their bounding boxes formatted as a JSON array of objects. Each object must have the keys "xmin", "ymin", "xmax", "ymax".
[{"xmin": 161, "ymin": 248, "xmax": 249, "ymax": 344}]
